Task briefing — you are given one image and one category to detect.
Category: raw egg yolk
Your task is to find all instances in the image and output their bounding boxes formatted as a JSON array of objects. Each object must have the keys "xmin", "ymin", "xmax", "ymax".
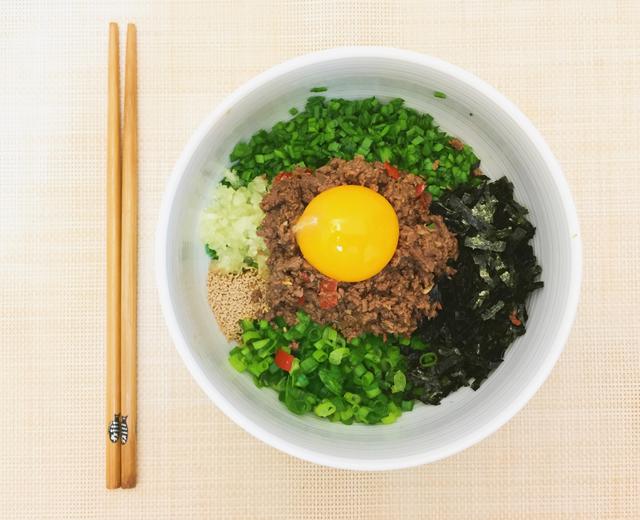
[{"xmin": 294, "ymin": 185, "xmax": 399, "ymax": 282}]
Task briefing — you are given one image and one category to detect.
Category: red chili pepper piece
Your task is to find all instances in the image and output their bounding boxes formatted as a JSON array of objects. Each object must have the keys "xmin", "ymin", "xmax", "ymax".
[
  {"xmin": 318, "ymin": 278, "xmax": 339, "ymax": 309},
  {"xmin": 319, "ymin": 278, "xmax": 338, "ymax": 293},
  {"xmin": 383, "ymin": 162, "xmax": 400, "ymax": 179},
  {"xmin": 296, "ymin": 295, "xmax": 305, "ymax": 306},
  {"xmin": 319, "ymin": 292, "xmax": 339, "ymax": 309},
  {"xmin": 509, "ymin": 310, "xmax": 522, "ymax": 327},
  {"xmin": 415, "ymin": 183, "xmax": 426, "ymax": 197},
  {"xmin": 274, "ymin": 172, "xmax": 292, "ymax": 182},
  {"xmin": 274, "ymin": 349, "xmax": 295, "ymax": 372}
]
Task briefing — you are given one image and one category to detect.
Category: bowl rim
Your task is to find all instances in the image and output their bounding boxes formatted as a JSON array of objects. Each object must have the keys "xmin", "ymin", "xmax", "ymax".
[{"xmin": 155, "ymin": 46, "xmax": 582, "ymax": 471}]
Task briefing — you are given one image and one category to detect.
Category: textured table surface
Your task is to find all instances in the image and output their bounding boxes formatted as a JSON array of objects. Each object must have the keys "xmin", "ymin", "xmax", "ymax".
[{"xmin": 1, "ymin": 1, "xmax": 638, "ymax": 518}]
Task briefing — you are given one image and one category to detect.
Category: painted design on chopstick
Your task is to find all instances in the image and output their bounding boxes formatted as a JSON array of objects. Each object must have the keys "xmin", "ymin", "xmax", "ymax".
[
  {"xmin": 119, "ymin": 416, "xmax": 129, "ymax": 445},
  {"xmin": 108, "ymin": 414, "xmax": 121, "ymax": 443}
]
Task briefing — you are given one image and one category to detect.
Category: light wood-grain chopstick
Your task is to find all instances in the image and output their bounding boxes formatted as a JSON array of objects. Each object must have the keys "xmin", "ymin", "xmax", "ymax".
[
  {"xmin": 106, "ymin": 22, "xmax": 122, "ymax": 490},
  {"xmin": 120, "ymin": 22, "xmax": 138, "ymax": 489}
]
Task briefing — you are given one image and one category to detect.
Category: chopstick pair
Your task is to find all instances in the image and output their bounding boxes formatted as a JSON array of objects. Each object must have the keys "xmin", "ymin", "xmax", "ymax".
[{"xmin": 106, "ymin": 22, "xmax": 137, "ymax": 490}]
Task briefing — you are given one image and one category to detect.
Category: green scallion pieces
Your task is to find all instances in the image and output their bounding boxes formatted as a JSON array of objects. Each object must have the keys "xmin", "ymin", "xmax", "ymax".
[
  {"xmin": 228, "ymin": 312, "xmax": 416, "ymax": 425},
  {"xmin": 228, "ymin": 96, "xmax": 479, "ymax": 197},
  {"xmin": 419, "ymin": 352, "xmax": 438, "ymax": 368}
]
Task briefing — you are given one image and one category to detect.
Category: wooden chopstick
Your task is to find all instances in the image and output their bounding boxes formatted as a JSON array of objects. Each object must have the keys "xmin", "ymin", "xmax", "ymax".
[
  {"xmin": 120, "ymin": 22, "xmax": 138, "ymax": 489},
  {"xmin": 106, "ymin": 21, "xmax": 122, "ymax": 490}
]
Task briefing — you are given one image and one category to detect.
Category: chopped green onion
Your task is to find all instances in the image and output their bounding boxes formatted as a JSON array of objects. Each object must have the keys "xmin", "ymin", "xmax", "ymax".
[
  {"xmin": 401, "ymin": 400, "xmax": 414, "ymax": 412},
  {"xmin": 241, "ymin": 331, "xmax": 262, "ymax": 343},
  {"xmin": 343, "ymin": 392, "xmax": 361, "ymax": 405},
  {"xmin": 240, "ymin": 319, "xmax": 255, "ymax": 332},
  {"xmin": 328, "ymin": 347, "xmax": 350, "ymax": 365},
  {"xmin": 300, "ymin": 357, "xmax": 319, "ymax": 373},
  {"xmin": 314, "ymin": 399, "xmax": 336, "ymax": 417},
  {"xmin": 251, "ymin": 338, "xmax": 272, "ymax": 350},
  {"xmin": 361, "ymin": 371, "xmax": 374, "ymax": 387},
  {"xmin": 204, "ymin": 244, "xmax": 218, "ymax": 260},
  {"xmin": 318, "ymin": 368, "xmax": 342, "ymax": 396},
  {"xmin": 229, "ymin": 312, "xmax": 417, "ymax": 425},
  {"xmin": 312, "ymin": 350, "xmax": 328, "ymax": 363},
  {"xmin": 322, "ymin": 327, "xmax": 338, "ymax": 345},
  {"xmin": 248, "ymin": 359, "xmax": 270, "ymax": 377},
  {"xmin": 419, "ymin": 352, "xmax": 438, "ymax": 367},
  {"xmin": 365, "ymin": 385, "xmax": 381, "ymax": 398},
  {"xmin": 228, "ymin": 353, "xmax": 246, "ymax": 372},
  {"xmin": 227, "ymin": 96, "xmax": 480, "ymax": 197},
  {"xmin": 391, "ymin": 371, "xmax": 406, "ymax": 393},
  {"xmin": 258, "ymin": 319, "xmax": 269, "ymax": 330},
  {"xmin": 356, "ymin": 406, "xmax": 371, "ymax": 422}
]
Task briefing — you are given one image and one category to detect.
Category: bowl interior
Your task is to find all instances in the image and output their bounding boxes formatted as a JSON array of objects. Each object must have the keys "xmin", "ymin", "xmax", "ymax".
[{"xmin": 158, "ymin": 50, "xmax": 580, "ymax": 470}]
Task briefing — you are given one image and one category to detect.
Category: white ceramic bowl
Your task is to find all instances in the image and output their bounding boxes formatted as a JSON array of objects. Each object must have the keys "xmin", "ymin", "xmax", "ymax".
[{"xmin": 156, "ymin": 48, "xmax": 581, "ymax": 470}]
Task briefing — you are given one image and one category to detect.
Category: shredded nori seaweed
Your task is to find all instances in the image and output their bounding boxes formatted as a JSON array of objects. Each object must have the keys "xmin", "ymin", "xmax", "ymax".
[{"xmin": 405, "ymin": 177, "xmax": 543, "ymax": 405}]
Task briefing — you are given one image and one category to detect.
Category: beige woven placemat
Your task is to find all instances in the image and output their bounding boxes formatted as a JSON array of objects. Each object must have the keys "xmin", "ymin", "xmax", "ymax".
[{"xmin": 1, "ymin": 1, "xmax": 638, "ymax": 518}]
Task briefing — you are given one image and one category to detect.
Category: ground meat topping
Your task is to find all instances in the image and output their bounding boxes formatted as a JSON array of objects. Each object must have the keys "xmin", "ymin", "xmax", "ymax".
[{"xmin": 258, "ymin": 156, "xmax": 458, "ymax": 338}]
